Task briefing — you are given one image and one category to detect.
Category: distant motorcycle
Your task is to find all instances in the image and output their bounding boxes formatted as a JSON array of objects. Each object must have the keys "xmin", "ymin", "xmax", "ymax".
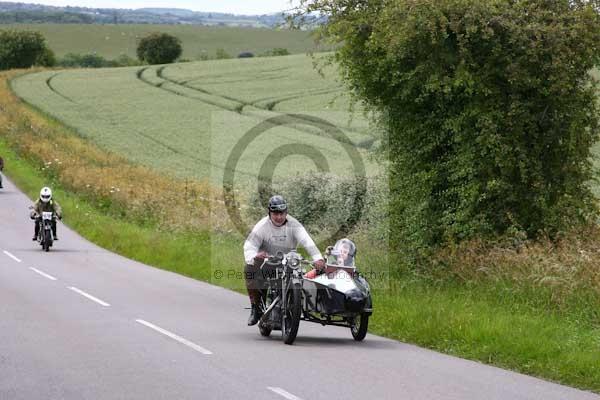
[{"xmin": 34, "ymin": 211, "xmax": 56, "ymax": 252}]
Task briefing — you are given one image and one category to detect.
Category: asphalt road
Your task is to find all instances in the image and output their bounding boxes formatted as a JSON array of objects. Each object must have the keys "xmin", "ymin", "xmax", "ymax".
[{"xmin": 1, "ymin": 175, "xmax": 598, "ymax": 400}]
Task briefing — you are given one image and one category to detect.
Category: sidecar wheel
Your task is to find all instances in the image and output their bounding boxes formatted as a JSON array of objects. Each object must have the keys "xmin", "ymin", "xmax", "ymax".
[{"xmin": 351, "ymin": 313, "xmax": 369, "ymax": 341}]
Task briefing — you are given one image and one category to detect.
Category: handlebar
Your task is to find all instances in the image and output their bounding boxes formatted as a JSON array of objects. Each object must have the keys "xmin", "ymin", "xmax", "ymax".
[{"xmin": 259, "ymin": 251, "xmax": 314, "ymax": 270}]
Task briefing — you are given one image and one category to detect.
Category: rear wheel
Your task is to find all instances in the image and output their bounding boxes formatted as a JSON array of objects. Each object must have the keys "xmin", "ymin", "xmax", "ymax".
[
  {"xmin": 43, "ymin": 230, "xmax": 52, "ymax": 252},
  {"xmin": 282, "ymin": 284, "xmax": 302, "ymax": 345},
  {"xmin": 351, "ymin": 313, "xmax": 369, "ymax": 341}
]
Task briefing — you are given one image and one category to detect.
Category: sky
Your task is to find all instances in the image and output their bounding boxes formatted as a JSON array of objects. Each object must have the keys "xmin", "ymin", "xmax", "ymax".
[{"xmin": 20, "ymin": 1, "xmax": 301, "ymax": 15}]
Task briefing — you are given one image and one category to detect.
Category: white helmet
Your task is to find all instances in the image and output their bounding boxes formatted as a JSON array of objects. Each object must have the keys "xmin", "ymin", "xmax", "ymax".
[{"xmin": 40, "ymin": 187, "xmax": 52, "ymax": 203}]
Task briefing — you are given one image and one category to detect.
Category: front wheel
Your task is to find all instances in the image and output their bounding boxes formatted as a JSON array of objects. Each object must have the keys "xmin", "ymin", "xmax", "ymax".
[
  {"xmin": 258, "ymin": 322, "xmax": 272, "ymax": 337},
  {"xmin": 282, "ymin": 284, "xmax": 302, "ymax": 345},
  {"xmin": 351, "ymin": 313, "xmax": 369, "ymax": 341},
  {"xmin": 43, "ymin": 230, "xmax": 52, "ymax": 252}
]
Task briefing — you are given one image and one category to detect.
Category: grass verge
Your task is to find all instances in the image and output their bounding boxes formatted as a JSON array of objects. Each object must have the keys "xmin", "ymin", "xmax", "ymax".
[{"xmin": 1, "ymin": 69, "xmax": 599, "ymax": 393}]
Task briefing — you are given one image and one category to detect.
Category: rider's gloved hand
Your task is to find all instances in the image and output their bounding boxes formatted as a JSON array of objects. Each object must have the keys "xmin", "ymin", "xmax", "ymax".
[
  {"xmin": 254, "ymin": 251, "xmax": 268, "ymax": 260},
  {"xmin": 253, "ymin": 251, "xmax": 268, "ymax": 267},
  {"xmin": 313, "ymin": 259, "xmax": 326, "ymax": 271}
]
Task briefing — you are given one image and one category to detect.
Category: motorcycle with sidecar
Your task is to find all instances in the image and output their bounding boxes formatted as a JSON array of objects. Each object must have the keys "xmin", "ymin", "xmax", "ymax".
[{"xmin": 255, "ymin": 239, "xmax": 373, "ymax": 345}]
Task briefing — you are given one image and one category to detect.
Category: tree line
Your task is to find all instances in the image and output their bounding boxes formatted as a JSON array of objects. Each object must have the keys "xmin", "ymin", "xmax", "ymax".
[{"xmin": 295, "ymin": 0, "xmax": 600, "ymax": 262}]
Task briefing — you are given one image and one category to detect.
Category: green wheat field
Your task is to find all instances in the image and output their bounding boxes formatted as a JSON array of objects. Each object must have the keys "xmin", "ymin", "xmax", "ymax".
[{"xmin": 12, "ymin": 54, "xmax": 380, "ymax": 191}]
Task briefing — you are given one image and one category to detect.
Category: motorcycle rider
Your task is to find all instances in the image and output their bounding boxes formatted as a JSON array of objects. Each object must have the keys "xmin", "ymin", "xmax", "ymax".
[
  {"xmin": 0, "ymin": 155, "xmax": 4, "ymax": 188},
  {"xmin": 243, "ymin": 195, "xmax": 325, "ymax": 326},
  {"xmin": 30, "ymin": 187, "xmax": 62, "ymax": 241}
]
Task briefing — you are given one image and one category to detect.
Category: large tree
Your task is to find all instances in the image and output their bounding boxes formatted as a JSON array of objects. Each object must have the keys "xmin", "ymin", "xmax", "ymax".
[
  {"xmin": 136, "ymin": 32, "xmax": 182, "ymax": 65},
  {"xmin": 0, "ymin": 30, "xmax": 49, "ymax": 70},
  {"xmin": 298, "ymin": 0, "xmax": 600, "ymax": 254}
]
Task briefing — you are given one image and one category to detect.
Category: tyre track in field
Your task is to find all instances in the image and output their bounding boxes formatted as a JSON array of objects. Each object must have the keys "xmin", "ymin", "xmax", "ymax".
[
  {"xmin": 60, "ymin": 67, "xmax": 253, "ymax": 179},
  {"xmin": 46, "ymin": 73, "xmax": 76, "ymax": 103},
  {"xmin": 251, "ymin": 87, "xmax": 343, "ymax": 110},
  {"xmin": 176, "ymin": 66, "xmax": 292, "ymax": 86},
  {"xmin": 158, "ymin": 65, "xmax": 332, "ymax": 113},
  {"xmin": 157, "ymin": 66, "xmax": 247, "ymax": 109},
  {"xmin": 156, "ymin": 66, "xmax": 375, "ymax": 145},
  {"xmin": 153, "ymin": 65, "xmax": 375, "ymax": 147},
  {"xmin": 136, "ymin": 67, "xmax": 243, "ymax": 112}
]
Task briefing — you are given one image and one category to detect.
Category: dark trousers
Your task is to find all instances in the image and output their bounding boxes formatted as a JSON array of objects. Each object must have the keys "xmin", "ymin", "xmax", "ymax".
[
  {"xmin": 34, "ymin": 219, "xmax": 57, "ymax": 238},
  {"xmin": 245, "ymin": 262, "xmax": 263, "ymax": 305},
  {"xmin": 245, "ymin": 260, "xmax": 282, "ymax": 305}
]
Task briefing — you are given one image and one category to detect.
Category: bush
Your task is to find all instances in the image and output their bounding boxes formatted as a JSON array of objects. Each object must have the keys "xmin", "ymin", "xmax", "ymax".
[
  {"xmin": 302, "ymin": 0, "xmax": 600, "ymax": 256},
  {"xmin": 136, "ymin": 32, "xmax": 182, "ymax": 64},
  {"xmin": 260, "ymin": 47, "xmax": 290, "ymax": 57},
  {"xmin": 58, "ymin": 53, "xmax": 109, "ymax": 68},
  {"xmin": 35, "ymin": 47, "xmax": 56, "ymax": 67},
  {"xmin": 113, "ymin": 54, "xmax": 139, "ymax": 67},
  {"xmin": 0, "ymin": 29, "xmax": 48, "ymax": 70},
  {"xmin": 246, "ymin": 173, "xmax": 386, "ymax": 245},
  {"xmin": 57, "ymin": 53, "xmax": 140, "ymax": 68},
  {"xmin": 215, "ymin": 48, "xmax": 231, "ymax": 59}
]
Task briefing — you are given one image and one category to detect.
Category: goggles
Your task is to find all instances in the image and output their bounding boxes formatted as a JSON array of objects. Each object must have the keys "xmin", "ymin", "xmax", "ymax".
[{"xmin": 269, "ymin": 203, "xmax": 287, "ymax": 212}]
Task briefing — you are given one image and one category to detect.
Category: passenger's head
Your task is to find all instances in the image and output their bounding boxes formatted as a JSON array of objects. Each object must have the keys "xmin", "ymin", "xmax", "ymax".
[
  {"xmin": 339, "ymin": 242, "xmax": 351, "ymax": 262},
  {"xmin": 334, "ymin": 238, "xmax": 356, "ymax": 266}
]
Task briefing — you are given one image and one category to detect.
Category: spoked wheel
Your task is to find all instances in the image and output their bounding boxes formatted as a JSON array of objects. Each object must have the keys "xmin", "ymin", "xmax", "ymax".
[
  {"xmin": 43, "ymin": 230, "xmax": 52, "ymax": 252},
  {"xmin": 258, "ymin": 292, "xmax": 272, "ymax": 337},
  {"xmin": 282, "ymin": 284, "xmax": 302, "ymax": 345},
  {"xmin": 258, "ymin": 322, "xmax": 272, "ymax": 337},
  {"xmin": 351, "ymin": 313, "xmax": 369, "ymax": 341}
]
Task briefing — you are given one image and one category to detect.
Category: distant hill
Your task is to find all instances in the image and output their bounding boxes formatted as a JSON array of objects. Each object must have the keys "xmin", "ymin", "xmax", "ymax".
[
  {"xmin": 0, "ymin": 2, "xmax": 288, "ymax": 27},
  {"xmin": 2, "ymin": 23, "xmax": 327, "ymax": 60}
]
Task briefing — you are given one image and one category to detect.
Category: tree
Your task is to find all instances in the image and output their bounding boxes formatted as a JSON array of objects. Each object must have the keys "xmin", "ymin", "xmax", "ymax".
[
  {"xmin": 215, "ymin": 48, "xmax": 232, "ymax": 59},
  {"xmin": 136, "ymin": 32, "xmax": 182, "ymax": 64},
  {"xmin": 297, "ymin": 0, "xmax": 600, "ymax": 254},
  {"xmin": 35, "ymin": 47, "xmax": 56, "ymax": 67},
  {"xmin": 0, "ymin": 30, "xmax": 49, "ymax": 70},
  {"xmin": 260, "ymin": 47, "xmax": 290, "ymax": 57}
]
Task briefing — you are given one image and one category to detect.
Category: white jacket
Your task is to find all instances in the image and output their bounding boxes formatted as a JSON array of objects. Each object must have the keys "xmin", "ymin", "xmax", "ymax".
[{"xmin": 244, "ymin": 215, "xmax": 323, "ymax": 265}]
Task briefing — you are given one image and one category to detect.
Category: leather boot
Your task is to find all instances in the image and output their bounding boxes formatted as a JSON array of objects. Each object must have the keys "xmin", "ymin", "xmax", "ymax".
[{"xmin": 247, "ymin": 304, "xmax": 263, "ymax": 326}]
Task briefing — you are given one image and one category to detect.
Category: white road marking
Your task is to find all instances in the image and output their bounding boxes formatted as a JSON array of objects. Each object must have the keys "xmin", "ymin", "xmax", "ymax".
[
  {"xmin": 135, "ymin": 319, "xmax": 213, "ymax": 355},
  {"xmin": 3, "ymin": 250, "xmax": 21, "ymax": 263},
  {"xmin": 68, "ymin": 287, "xmax": 110, "ymax": 307},
  {"xmin": 267, "ymin": 387, "xmax": 304, "ymax": 400},
  {"xmin": 30, "ymin": 267, "xmax": 57, "ymax": 281}
]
